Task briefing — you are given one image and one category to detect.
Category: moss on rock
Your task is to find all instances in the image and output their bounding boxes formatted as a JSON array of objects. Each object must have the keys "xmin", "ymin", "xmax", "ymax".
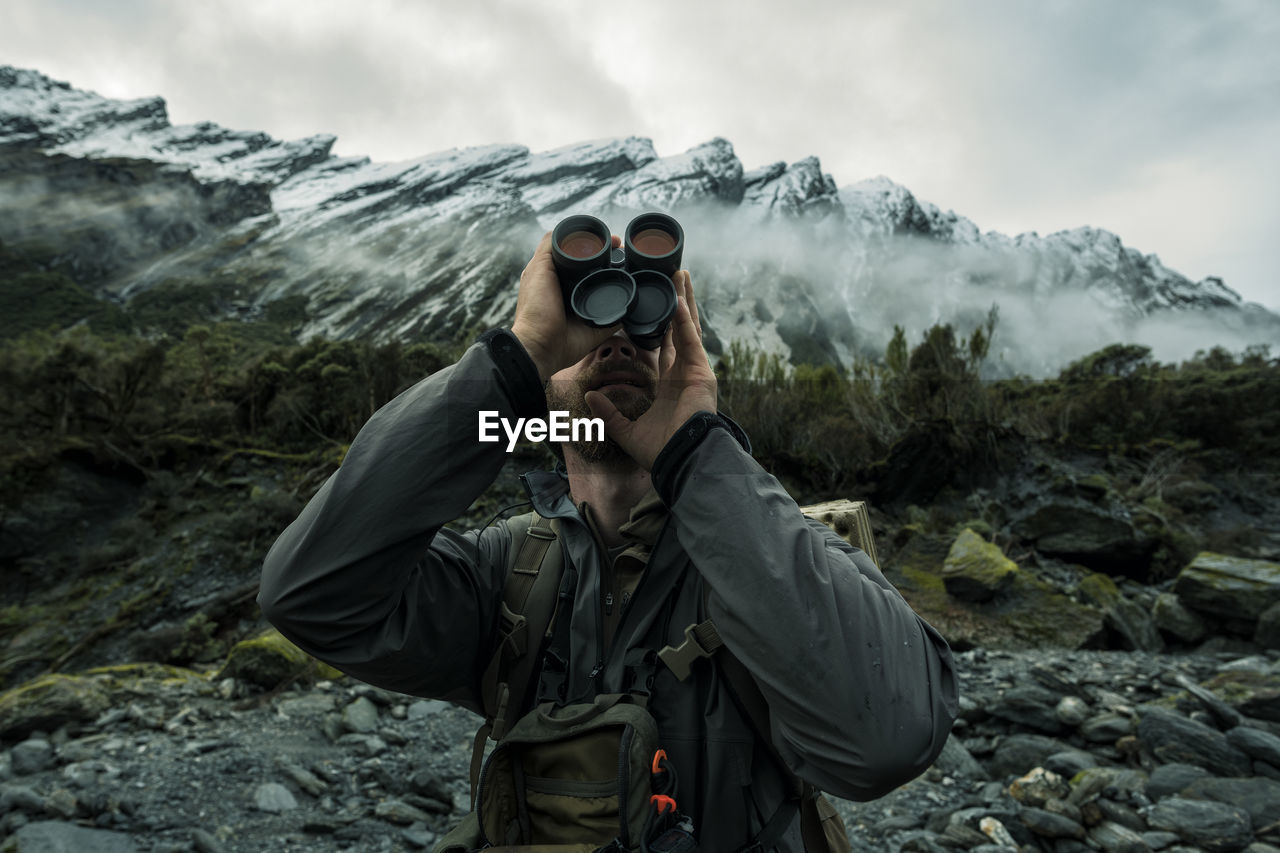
[
  {"xmin": 219, "ymin": 628, "xmax": 343, "ymax": 689},
  {"xmin": 0, "ymin": 673, "xmax": 111, "ymax": 740},
  {"xmin": 1204, "ymin": 671, "xmax": 1280, "ymax": 722},
  {"xmin": 1077, "ymin": 573, "xmax": 1164, "ymax": 652},
  {"xmin": 890, "ymin": 529, "xmax": 1105, "ymax": 651},
  {"xmin": 1173, "ymin": 552, "xmax": 1280, "ymax": 621},
  {"xmin": 942, "ymin": 528, "xmax": 1017, "ymax": 602}
]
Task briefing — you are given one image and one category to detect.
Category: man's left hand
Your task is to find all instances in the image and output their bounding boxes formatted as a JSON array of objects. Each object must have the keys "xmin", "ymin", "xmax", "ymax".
[{"xmin": 584, "ymin": 271, "xmax": 718, "ymax": 471}]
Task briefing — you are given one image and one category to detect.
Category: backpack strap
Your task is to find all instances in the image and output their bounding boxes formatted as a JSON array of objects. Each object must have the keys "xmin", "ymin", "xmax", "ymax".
[
  {"xmin": 469, "ymin": 511, "xmax": 564, "ymax": 804},
  {"xmin": 667, "ymin": 584, "xmax": 852, "ymax": 853}
]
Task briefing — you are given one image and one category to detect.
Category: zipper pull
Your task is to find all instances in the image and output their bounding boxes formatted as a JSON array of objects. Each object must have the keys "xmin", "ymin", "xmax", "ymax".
[
  {"xmin": 604, "ymin": 592, "xmax": 614, "ymax": 614},
  {"xmin": 621, "ymin": 592, "xmax": 631, "ymax": 611},
  {"xmin": 588, "ymin": 661, "xmax": 604, "ymax": 683}
]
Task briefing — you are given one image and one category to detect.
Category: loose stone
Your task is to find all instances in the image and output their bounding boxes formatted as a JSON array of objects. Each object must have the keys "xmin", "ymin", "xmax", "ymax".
[
  {"xmin": 1138, "ymin": 707, "xmax": 1252, "ymax": 777},
  {"xmin": 341, "ymin": 697, "xmax": 379, "ymax": 734},
  {"xmin": 1146, "ymin": 796, "xmax": 1255, "ymax": 853},
  {"xmin": 1008, "ymin": 767, "xmax": 1070, "ymax": 806},
  {"xmin": 374, "ymin": 798, "xmax": 432, "ymax": 825},
  {"xmin": 1181, "ymin": 776, "xmax": 1280, "ymax": 830},
  {"xmin": 1230, "ymin": 727, "xmax": 1280, "ymax": 768},
  {"xmin": 1019, "ymin": 805, "xmax": 1087, "ymax": 840},
  {"xmin": 1057, "ymin": 696, "xmax": 1091, "ymax": 726},
  {"xmin": 10, "ymin": 739, "xmax": 54, "ymax": 775},
  {"xmin": 253, "ymin": 782, "xmax": 298, "ymax": 813},
  {"xmin": 1087, "ymin": 819, "xmax": 1151, "ymax": 853}
]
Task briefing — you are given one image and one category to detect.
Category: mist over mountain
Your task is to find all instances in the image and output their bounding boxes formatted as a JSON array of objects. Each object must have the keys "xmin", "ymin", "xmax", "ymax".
[{"xmin": 1, "ymin": 65, "xmax": 1274, "ymax": 375}]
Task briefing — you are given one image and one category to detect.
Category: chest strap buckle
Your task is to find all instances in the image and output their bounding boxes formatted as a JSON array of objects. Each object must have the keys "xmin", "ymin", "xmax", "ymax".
[{"xmin": 656, "ymin": 620, "xmax": 724, "ymax": 681}]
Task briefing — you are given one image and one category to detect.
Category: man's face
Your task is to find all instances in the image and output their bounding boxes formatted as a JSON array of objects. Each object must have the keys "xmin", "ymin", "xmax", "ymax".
[{"xmin": 545, "ymin": 332, "xmax": 660, "ymax": 465}]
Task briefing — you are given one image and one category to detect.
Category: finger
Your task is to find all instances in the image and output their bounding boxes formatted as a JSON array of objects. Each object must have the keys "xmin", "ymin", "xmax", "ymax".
[
  {"xmin": 521, "ymin": 231, "xmax": 554, "ymax": 280},
  {"xmin": 658, "ymin": 321, "xmax": 676, "ymax": 376},
  {"xmin": 612, "ymin": 234, "xmax": 623, "ymax": 249},
  {"xmin": 678, "ymin": 271, "xmax": 701, "ymax": 339},
  {"xmin": 584, "ymin": 389, "xmax": 637, "ymax": 450},
  {"xmin": 670, "ymin": 295, "xmax": 704, "ymax": 361}
]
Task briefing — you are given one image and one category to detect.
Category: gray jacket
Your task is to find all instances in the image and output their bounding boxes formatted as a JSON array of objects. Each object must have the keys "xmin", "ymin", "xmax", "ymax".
[{"xmin": 258, "ymin": 330, "xmax": 959, "ymax": 852}]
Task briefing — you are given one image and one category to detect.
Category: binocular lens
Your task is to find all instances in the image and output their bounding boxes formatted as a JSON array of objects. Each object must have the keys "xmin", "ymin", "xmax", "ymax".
[
  {"xmin": 623, "ymin": 270, "xmax": 677, "ymax": 349},
  {"xmin": 571, "ymin": 268, "xmax": 635, "ymax": 327},
  {"xmin": 549, "ymin": 212, "xmax": 684, "ymax": 344},
  {"xmin": 628, "ymin": 271, "xmax": 676, "ymax": 326},
  {"xmin": 630, "ymin": 228, "xmax": 677, "ymax": 258},
  {"xmin": 558, "ymin": 230, "xmax": 606, "ymax": 259}
]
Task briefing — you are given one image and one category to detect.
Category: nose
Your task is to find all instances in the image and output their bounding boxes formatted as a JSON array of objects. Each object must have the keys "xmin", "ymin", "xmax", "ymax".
[{"xmin": 593, "ymin": 332, "xmax": 636, "ymax": 363}]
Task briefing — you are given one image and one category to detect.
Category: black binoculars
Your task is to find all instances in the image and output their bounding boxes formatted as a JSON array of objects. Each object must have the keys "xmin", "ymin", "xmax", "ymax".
[{"xmin": 550, "ymin": 212, "xmax": 684, "ymax": 349}]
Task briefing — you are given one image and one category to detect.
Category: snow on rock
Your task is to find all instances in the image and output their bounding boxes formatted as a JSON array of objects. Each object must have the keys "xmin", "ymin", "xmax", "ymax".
[{"xmin": 1, "ymin": 64, "xmax": 1274, "ymax": 374}]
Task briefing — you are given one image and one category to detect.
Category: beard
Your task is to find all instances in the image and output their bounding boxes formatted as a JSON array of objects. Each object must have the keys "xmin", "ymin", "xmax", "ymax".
[{"xmin": 545, "ymin": 357, "xmax": 657, "ymax": 466}]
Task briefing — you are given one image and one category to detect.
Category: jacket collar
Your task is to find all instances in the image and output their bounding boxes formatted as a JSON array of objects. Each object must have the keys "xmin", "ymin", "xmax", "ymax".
[
  {"xmin": 520, "ymin": 468, "xmax": 576, "ymax": 519},
  {"xmin": 519, "ymin": 468, "xmax": 668, "ymax": 546}
]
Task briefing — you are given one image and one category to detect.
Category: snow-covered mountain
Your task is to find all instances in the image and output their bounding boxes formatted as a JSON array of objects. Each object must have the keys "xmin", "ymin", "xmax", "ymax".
[{"xmin": 1, "ymin": 66, "xmax": 1274, "ymax": 374}]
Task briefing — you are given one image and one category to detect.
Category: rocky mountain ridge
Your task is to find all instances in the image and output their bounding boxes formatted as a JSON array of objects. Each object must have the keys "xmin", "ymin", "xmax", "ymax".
[{"xmin": 2, "ymin": 65, "xmax": 1274, "ymax": 374}]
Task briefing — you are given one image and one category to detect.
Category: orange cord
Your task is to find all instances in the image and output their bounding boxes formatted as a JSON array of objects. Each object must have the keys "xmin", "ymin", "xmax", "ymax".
[{"xmin": 650, "ymin": 793, "xmax": 677, "ymax": 815}]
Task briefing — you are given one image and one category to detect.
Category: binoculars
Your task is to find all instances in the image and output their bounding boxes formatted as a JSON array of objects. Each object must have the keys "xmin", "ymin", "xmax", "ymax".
[{"xmin": 550, "ymin": 212, "xmax": 684, "ymax": 349}]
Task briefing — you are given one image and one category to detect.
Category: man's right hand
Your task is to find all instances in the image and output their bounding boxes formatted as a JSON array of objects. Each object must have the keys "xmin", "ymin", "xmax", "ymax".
[{"xmin": 511, "ymin": 230, "xmax": 624, "ymax": 383}]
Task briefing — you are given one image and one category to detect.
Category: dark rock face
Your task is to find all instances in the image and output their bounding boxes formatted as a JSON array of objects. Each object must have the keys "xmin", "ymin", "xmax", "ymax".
[
  {"xmin": 0, "ymin": 149, "xmax": 272, "ymax": 285},
  {"xmin": 1012, "ymin": 499, "xmax": 1153, "ymax": 575}
]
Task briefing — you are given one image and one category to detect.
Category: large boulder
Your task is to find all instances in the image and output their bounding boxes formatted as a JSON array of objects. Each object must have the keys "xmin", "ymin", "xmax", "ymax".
[
  {"xmin": 887, "ymin": 529, "xmax": 1105, "ymax": 651},
  {"xmin": 0, "ymin": 664, "xmax": 205, "ymax": 740},
  {"xmin": 1012, "ymin": 498, "xmax": 1152, "ymax": 575},
  {"xmin": 1173, "ymin": 552, "xmax": 1280, "ymax": 622},
  {"xmin": 943, "ymin": 529, "xmax": 1016, "ymax": 602},
  {"xmin": 0, "ymin": 673, "xmax": 110, "ymax": 740},
  {"xmin": 219, "ymin": 628, "xmax": 343, "ymax": 689}
]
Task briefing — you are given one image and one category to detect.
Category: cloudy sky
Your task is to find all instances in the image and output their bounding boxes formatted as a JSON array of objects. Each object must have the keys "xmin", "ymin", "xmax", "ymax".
[{"xmin": 4, "ymin": 0, "xmax": 1278, "ymax": 311}]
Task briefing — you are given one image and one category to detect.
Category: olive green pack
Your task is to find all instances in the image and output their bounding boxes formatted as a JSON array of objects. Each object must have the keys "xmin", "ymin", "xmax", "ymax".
[
  {"xmin": 435, "ymin": 510, "xmax": 851, "ymax": 853},
  {"xmin": 434, "ymin": 693, "xmax": 671, "ymax": 852}
]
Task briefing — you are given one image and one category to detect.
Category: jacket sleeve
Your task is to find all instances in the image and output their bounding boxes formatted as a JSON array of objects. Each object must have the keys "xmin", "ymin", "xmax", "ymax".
[
  {"xmin": 652, "ymin": 416, "xmax": 960, "ymax": 801},
  {"xmin": 257, "ymin": 331, "xmax": 546, "ymax": 711}
]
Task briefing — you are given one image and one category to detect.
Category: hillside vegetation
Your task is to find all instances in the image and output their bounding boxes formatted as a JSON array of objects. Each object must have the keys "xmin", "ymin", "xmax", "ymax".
[{"xmin": 1, "ymin": 239, "xmax": 1278, "ymax": 689}]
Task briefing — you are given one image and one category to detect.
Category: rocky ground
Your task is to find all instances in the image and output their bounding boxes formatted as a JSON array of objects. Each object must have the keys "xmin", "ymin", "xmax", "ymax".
[{"xmin": 7, "ymin": 646, "xmax": 1280, "ymax": 852}]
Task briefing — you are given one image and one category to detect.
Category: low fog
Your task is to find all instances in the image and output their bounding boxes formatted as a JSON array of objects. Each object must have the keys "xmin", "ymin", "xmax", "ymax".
[
  {"xmin": 4, "ymin": 151, "xmax": 1274, "ymax": 380},
  {"xmin": 660, "ymin": 203, "xmax": 1277, "ymax": 377}
]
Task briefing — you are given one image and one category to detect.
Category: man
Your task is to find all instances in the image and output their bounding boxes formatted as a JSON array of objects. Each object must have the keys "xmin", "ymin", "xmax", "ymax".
[{"xmin": 258, "ymin": 229, "xmax": 959, "ymax": 851}]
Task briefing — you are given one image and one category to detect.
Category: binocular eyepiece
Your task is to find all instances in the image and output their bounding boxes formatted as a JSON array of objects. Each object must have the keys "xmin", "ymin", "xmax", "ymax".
[{"xmin": 550, "ymin": 212, "xmax": 684, "ymax": 349}]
